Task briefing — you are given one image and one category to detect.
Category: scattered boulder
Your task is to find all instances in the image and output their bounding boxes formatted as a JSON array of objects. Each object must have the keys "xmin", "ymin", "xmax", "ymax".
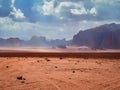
[
  {"xmin": 21, "ymin": 81, "xmax": 25, "ymax": 83},
  {"xmin": 37, "ymin": 60, "xmax": 39, "ymax": 63},
  {"xmin": 23, "ymin": 78, "xmax": 26, "ymax": 80},
  {"xmin": 60, "ymin": 57, "xmax": 63, "ymax": 60},
  {"xmin": 72, "ymin": 71, "xmax": 75, "ymax": 73},
  {"xmin": 45, "ymin": 58, "xmax": 51, "ymax": 62},
  {"xmin": 17, "ymin": 76, "xmax": 26, "ymax": 83},
  {"xmin": 17, "ymin": 76, "xmax": 23, "ymax": 80},
  {"xmin": 6, "ymin": 66, "xmax": 9, "ymax": 68},
  {"xmin": 55, "ymin": 66, "xmax": 58, "ymax": 68}
]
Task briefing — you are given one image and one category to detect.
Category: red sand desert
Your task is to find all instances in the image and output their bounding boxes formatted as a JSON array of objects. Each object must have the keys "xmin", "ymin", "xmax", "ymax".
[{"xmin": 0, "ymin": 51, "xmax": 120, "ymax": 90}]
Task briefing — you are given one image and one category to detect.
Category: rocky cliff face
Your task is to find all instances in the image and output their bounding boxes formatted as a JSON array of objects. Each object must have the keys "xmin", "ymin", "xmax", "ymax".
[{"xmin": 72, "ymin": 23, "xmax": 120, "ymax": 49}]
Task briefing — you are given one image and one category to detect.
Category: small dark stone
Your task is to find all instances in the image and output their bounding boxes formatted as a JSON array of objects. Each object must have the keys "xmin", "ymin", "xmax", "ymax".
[
  {"xmin": 23, "ymin": 78, "xmax": 26, "ymax": 80},
  {"xmin": 60, "ymin": 57, "xmax": 63, "ymax": 60},
  {"xmin": 6, "ymin": 66, "xmax": 9, "ymax": 68},
  {"xmin": 75, "ymin": 63, "xmax": 77, "ymax": 65},
  {"xmin": 45, "ymin": 58, "xmax": 50, "ymax": 62},
  {"xmin": 47, "ymin": 59, "xmax": 50, "ymax": 62},
  {"xmin": 72, "ymin": 71, "xmax": 75, "ymax": 73},
  {"xmin": 55, "ymin": 66, "xmax": 58, "ymax": 68},
  {"xmin": 21, "ymin": 81, "xmax": 25, "ymax": 83},
  {"xmin": 17, "ymin": 76, "xmax": 22, "ymax": 80}
]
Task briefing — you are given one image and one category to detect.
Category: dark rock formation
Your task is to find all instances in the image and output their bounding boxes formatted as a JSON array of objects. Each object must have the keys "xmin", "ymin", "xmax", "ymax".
[{"xmin": 72, "ymin": 23, "xmax": 120, "ymax": 49}]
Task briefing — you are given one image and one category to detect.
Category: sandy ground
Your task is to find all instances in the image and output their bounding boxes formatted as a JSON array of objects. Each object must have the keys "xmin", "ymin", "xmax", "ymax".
[{"xmin": 0, "ymin": 57, "xmax": 120, "ymax": 90}]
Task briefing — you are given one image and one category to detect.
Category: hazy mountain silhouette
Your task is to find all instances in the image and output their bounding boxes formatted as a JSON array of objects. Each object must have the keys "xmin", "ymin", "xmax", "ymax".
[
  {"xmin": 0, "ymin": 38, "xmax": 23, "ymax": 47},
  {"xmin": 72, "ymin": 23, "xmax": 120, "ymax": 49},
  {"xmin": 0, "ymin": 23, "xmax": 120, "ymax": 49},
  {"xmin": 0, "ymin": 36, "xmax": 68, "ymax": 48}
]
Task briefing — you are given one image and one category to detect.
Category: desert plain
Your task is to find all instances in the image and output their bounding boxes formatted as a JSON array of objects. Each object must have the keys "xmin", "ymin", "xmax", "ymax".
[{"xmin": 0, "ymin": 50, "xmax": 120, "ymax": 90}]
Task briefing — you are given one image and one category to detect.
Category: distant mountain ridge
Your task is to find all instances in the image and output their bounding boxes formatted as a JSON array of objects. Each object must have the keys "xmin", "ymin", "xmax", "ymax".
[
  {"xmin": 0, "ymin": 36, "xmax": 69, "ymax": 48},
  {"xmin": 72, "ymin": 23, "xmax": 120, "ymax": 49},
  {"xmin": 0, "ymin": 38, "xmax": 23, "ymax": 47},
  {"xmin": 0, "ymin": 23, "xmax": 120, "ymax": 49}
]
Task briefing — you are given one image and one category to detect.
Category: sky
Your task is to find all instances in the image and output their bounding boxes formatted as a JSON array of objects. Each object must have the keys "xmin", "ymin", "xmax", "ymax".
[{"xmin": 0, "ymin": 0, "xmax": 120, "ymax": 40}]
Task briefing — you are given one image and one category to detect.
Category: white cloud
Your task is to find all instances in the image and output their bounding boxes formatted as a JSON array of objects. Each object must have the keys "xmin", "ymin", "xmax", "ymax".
[
  {"xmin": 9, "ymin": 0, "xmax": 25, "ymax": 19},
  {"xmin": 33, "ymin": 1, "xmax": 98, "ymax": 19},
  {"xmin": 55, "ymin": 1, "xmax": 78, "ymax": 13},
  {"xmin": 33, "ymin": 0, "xmax": 55, "ymax": 16},
  {"xmin": 0, "ymin": 0, "xmax": 119, "ymax": 22},
  {"xmin": 0, "ymin": 17, "xmax": 12, "ymax": 24},
  {"xmin": 89, "ymin": 7, "xmax": 97, "ymax": 15},
  {"xmin": 1, "ymin": 17, "xmax": 120, "ymax": 40},
  {"xmin": 70, "ymin": 7, "xmax": 97, "ymax": 16},
  {"xmin": 11, "ymin": 0, "xmax": 15, "ymax": 5},
  {"xmin": 70, "ymin": 8, "xmax": 87, "ymax": 15},
  {"xmin": 41, "ymin": 0, "xmax": 55, "ymax": 15},
  {"xmin": 10, "ymin": 8, "xmax": 25, "ymax": 19},
  {"xmin": 0, "ymin": 17, "xmax": 25, "ymax": 30},
  {"xmin": 33, "ymin": 1, "xmax": 86, "ymax": 19},
  {"xmin": 0, "ymin": 17, "xmax": 71, "ymax": 39},
  {"xmin": 55, "ymin": 1, "xmax": 85, "ymax": 14}
]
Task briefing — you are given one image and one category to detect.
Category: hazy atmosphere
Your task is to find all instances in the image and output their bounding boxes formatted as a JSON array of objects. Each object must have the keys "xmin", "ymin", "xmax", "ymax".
[
  {"xmin": 0, "ymin": 1, "xmax": 120, "ymax": 90},
  {"xmin": 0, "ymin": 0, "xmax": 120, "ymax": 40}
]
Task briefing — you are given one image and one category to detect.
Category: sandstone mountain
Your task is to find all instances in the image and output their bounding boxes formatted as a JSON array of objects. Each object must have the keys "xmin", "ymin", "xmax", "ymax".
[{"xmin": 72, "ymin": 23, "xmax": 120, "ymax": 49}]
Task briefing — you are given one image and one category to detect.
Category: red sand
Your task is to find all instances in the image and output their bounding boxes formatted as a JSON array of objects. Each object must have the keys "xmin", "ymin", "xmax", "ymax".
[{"xmin": 0, "ymin": 51, "xmax": 120, "ymax": 90}]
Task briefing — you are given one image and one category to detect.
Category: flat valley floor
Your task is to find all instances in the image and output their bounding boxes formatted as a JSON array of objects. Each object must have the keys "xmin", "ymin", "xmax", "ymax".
[{"xmin": 0, "ymin": 54, "xmax": 120, "ymax": 90}]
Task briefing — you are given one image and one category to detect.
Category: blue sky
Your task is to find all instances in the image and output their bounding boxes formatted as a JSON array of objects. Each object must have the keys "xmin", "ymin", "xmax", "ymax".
[{"xmin": 0, "ymin": 0, "xmax": 120, "ymax": 40}]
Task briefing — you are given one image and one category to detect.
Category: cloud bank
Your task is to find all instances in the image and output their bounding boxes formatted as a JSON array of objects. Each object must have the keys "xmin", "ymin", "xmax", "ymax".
[
  {"xmin": 0, "ymin": 0, "xmax": 120, "ymax": 40},
  {"xmin": 0, "ymin": 0, "xmax": 120, "ymax": 21}
]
